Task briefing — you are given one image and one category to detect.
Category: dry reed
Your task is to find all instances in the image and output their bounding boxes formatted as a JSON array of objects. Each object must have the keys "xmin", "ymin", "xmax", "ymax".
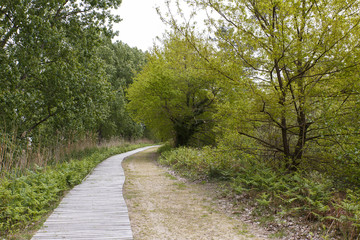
[
  {"xmin": 0, "ymin": 129, "xmax": 153, "ymax": 177},
  {"xmin": 0, "ymin": 131, "xmax": 95, "ymax": 177}
]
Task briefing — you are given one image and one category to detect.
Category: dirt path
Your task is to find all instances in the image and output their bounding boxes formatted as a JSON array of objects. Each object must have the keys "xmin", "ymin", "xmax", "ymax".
[{"xmin": 122, "ymin": 148, "xmax": 269, "ymax": 240}]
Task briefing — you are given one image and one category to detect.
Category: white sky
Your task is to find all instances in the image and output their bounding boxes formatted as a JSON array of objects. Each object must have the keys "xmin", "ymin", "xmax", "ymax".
[{"xmin": 112, "ymin": 0, "xmax": 169, "ymax": 51}]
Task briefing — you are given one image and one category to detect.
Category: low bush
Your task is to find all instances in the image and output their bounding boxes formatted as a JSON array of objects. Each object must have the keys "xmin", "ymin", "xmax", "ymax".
[
  {"xmin": 0, "ymin": 143, "xmax": 149, "ymax": 238},
  {"xmin": 159, "ymin": 146, "xmax": 253, "ymax": 180},
  {"xmin": 156, "ymin": 143, "xmax": 173, "ymax": 154}
]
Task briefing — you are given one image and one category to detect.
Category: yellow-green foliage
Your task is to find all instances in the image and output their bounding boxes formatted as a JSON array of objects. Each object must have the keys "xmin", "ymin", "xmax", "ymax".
[
  {"xmin": 0, "ymin": 144, "xmax": 149, "ymax": 237},
  {"xmin": 127, "ymin": 35, "xmax": 221, "ymax": 146},
  {"xmin": 331, "ymin": 190, "xmax": 360, "ymax": 239},
  {"xmin": 159, "ymin": 146, "xmax": 250, "ymax": 180}
]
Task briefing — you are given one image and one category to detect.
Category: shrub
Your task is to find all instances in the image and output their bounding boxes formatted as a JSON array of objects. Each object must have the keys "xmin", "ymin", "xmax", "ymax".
[{"xmin": 157, "ymin": 143, "xmax": 173, "ymax": 154}]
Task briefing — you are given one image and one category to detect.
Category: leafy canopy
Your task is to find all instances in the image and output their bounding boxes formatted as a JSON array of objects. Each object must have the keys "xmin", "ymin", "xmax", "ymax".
[
  {"xmin": 0, "ymin": 0, "xmax": 121, "ymax": 142},
  {"xmin": 97, "ymin": 40, "xmax": 146, "ymax": 140},
  {"xmin": 127, "ymin": 34, "xmax": 222, "ymax": 146},
  {"xmin": 162, "ymin": 0, "xmax": 360, "ymax": 171}
]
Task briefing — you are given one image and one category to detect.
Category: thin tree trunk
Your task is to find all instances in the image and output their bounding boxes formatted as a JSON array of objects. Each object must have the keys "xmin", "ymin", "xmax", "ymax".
[{"xmin": 274, "ymin": 59, "xmax": 291, "ymax": 167}]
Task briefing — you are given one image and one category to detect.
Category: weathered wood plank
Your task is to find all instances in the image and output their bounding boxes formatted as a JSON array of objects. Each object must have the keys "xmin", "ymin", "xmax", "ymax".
[{"xmin": 32, "ymin": 146, "xmax": 156, "ymax": 240}]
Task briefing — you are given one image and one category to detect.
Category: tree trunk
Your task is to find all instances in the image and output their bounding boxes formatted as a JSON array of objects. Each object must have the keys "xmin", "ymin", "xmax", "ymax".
[
  {"xmin": 274, "ymin": 59, "xmax": 292, "ymax": 168},
  {"xmin": 174, "ymin": 123, "xmax": 195, "ymax": 147}
]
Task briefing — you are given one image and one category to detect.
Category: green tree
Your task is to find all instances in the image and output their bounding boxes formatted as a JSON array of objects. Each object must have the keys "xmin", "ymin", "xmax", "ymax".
[
  {"xmin": 164, "ymin": 0, "xmax": 360, "ymax": 171},
  {"xmin": 127, "ymin": 35, "xmax": 221, "ymax": 146},
  {"xmin": 97, "ymin": 40, "xmax": 146, "ymax": 140},
  {"xmin": 0, "ymin": 0, "xmax": 121, "ymax": 143}
]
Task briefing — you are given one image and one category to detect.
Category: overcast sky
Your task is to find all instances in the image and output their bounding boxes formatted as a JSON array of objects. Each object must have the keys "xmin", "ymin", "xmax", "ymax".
[{"xmin": 112, "ymin": 0, "xmax": 169, "ymax": 51}]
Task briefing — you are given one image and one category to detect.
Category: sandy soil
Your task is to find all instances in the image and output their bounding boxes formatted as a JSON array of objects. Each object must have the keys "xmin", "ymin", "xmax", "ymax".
[{"xmin": 122, "ymin": 148, "xmax": 269, "ymax": 240}]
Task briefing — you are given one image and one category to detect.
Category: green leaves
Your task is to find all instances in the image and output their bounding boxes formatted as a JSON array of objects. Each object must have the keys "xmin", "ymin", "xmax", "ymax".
[
  {"xmin": 162, "ymin": 0, "xmax": 360, "ymax": 172},
  {"xmin": 0, "ymin": 0, "xmax": 120, "ymax": 140},
  {"xmin": 96, "ymin": 40, "xmax": 146, "ymax": 140},
  {"xmin": 127, "ymin": 35, "xmax": 222, "ymax": 146},
  {"xmin": 154, "ymin": 1, "xmax": 360, "ymax": 237}
]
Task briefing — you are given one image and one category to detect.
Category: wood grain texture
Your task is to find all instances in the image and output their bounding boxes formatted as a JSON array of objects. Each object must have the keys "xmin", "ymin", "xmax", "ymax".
[{"xmin": 32, "ymin": 146, "xmax": 156, "ymax": 240}]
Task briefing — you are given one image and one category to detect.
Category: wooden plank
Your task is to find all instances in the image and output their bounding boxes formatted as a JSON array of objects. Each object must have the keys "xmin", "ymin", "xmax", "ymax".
[{"xmin": 32, "ymin": 146, "xmax": 156, "ymax": 240}]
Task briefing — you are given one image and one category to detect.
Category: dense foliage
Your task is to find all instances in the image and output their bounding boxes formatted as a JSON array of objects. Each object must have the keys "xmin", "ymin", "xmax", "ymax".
[
  {"xmin": 0, "ymin": 0, "xmax": 121, "ymax": 140},
  {"xmin": 0, "ymin": 0, "xmax": 147, "ymax": 173},
  {"xmin": 160, "ymin": 0, "xmax": 360, "ymax": 172},
  {"xmin": 0, "ymin": 1, "xmax": 149, "ymax": 236},
  {"xmin": 97, "ymin": 40, "xmax": 146, "ymax": 140},
  {"xmin": 127, "ymin": 35, "xmax": 222, "ymax": 146},
  {"xmin": 131, "ymin": 0, "xmax": 360, "ymax": 184},
  {"xmin": 0, "ymin": 7, "xmax": 147, "ymax": 229}
]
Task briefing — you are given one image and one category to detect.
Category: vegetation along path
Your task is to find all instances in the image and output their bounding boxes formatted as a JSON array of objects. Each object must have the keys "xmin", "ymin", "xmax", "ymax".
[
  {"xmin": 32, "ymin": 146, "xmax": 156, "ymax": 240},
  {"xmin": 123, "ymin": 148, "xmax": 268, "ymax": 240}
]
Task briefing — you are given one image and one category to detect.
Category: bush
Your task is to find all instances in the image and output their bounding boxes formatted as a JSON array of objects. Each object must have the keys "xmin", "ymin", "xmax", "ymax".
[
  {"xmin": 159, "ymin": 147, "xmax": 205, "ymax": 179},
  {"xmin": 157, "ymin": 143, "xmax": 173, "ymax": 154},
  {"xmin": 330, "ymin": 190, "xmax": 360, "ymax": 239}
]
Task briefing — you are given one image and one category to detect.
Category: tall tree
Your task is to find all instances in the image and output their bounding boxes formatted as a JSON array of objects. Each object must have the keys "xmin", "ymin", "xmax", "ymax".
[
  {"xmin": 97, "ymin": 40, "xmax": 146, "ymax": 140},
  {"xmin": 127, "ymin": 35, "xmax": 221, "ymax": 146},
  {"xmin": 0, "ymin": 0, "xmax": 121, "ymax": 143},
  {"xmin": 163, "ymin": 0, "xmax": 360, "ymax": 170}
]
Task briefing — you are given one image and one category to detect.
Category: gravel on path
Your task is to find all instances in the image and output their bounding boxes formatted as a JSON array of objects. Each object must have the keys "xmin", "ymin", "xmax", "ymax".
[{"xmin": 123, "ymin": 148, "xmax": 269, "ymax": 240}]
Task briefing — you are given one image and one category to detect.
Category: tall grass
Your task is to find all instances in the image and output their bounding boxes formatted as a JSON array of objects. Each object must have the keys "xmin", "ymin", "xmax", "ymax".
[
  {"xmin": 0, "ymin": 131, "xmax": 97, "ymax": 176},
  {"xmin": 98, "ymin": 137, "xmax": 153, "ymax": 148},
  {"xmin": 0, "ymin": 130, "xmax": 152, "ymax": 177}
]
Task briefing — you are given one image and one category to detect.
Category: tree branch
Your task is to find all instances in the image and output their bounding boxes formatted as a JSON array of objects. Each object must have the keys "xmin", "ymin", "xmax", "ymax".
[
  {"xmin": 238, "ymin": 131, "xmax": 284, "ymax": 153},
  {"xmin": 21, "ymin": 109, "xmax": 58, "ymax": 138}
]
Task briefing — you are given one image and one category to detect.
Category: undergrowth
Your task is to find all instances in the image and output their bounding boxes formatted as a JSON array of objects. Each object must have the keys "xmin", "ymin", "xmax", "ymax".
[
  {"xmin": 159, "ymin": 147, "xmax": 360, "ymax": 239},
  {"xmin": 0, "ymin": 143, "xmax": 150, "ymax": 239}
]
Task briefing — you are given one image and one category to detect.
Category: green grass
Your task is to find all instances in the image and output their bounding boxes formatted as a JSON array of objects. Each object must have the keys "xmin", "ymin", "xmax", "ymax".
[
  {"xmin": 173, "ymin": 182, "xmax": 187, "ymax": 190},
  {"xmin": 0, "ymin": 143, "xmax": 151, "ymax": 239},
  {"xmin": 269, "ymin": 229, "xmax": 287, "ymax": 238},
  {"xmin": 164, "ymin": 172, "xmax": 177, "ymax": 180}
]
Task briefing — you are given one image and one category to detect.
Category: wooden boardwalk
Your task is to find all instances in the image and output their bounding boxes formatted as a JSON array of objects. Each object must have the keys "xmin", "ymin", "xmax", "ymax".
[{"xmin": 32, "ymin": 146, "xmax": 156, "ymax": 240}]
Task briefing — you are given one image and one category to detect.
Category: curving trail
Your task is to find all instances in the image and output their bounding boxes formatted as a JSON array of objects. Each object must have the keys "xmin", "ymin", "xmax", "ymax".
[{"xmin": 32, "ymin": 146, "xmax": 156, "ymax": 240}]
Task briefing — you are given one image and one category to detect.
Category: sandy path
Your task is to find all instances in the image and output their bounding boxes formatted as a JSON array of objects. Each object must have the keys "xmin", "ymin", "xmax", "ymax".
[{"xmin": 122, "ymin": 148, "xmax": 268, "ymax": 240}]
